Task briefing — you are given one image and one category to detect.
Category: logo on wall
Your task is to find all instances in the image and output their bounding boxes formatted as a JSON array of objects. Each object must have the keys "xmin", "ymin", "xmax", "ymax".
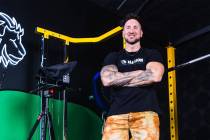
[{"xmin": 0, "ymin": 12, "xmax": 26, "ymax": 68}]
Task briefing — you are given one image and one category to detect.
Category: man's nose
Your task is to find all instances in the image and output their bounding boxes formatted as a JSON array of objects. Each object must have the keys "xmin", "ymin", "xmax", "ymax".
[{"xmin": 128, "ymin": 29, "xmax": 135, "ymax": 33}]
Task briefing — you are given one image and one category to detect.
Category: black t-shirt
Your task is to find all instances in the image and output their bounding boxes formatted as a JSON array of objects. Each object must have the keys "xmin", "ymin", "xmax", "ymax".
[{"xmin": 103, "ymin": 48, "xmax": 163, "ymax": 116}]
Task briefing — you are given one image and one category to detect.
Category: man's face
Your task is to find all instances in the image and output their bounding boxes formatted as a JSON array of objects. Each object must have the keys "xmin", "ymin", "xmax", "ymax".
[{"xmin": 122, "ymin": 19, "xmax": 143, "ymax": 44}]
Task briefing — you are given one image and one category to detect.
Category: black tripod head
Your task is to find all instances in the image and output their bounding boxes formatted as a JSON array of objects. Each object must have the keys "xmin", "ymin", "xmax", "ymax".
[
  {"xmin": 39, "ymin": 61, "xmax": 77, "ymax": 84},
  {"xmin": 31, "ymin": 61, "xmax": 77, "ymax": 96}
]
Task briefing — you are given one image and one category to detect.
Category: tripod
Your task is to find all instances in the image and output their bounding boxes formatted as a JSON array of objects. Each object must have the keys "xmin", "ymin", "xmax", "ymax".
[
  {"xmin": 28, "ymin": 36, "xmax": 77, "ymax": 140},
  {"xmin": 27, "ymin": 89, "xmax": 55, "ymax": 140}
]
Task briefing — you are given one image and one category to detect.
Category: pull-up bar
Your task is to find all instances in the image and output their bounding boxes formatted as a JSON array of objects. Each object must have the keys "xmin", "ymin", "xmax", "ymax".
[{"xmin": 36, "ymin": 26, "xmax": 123, "ymax": 45}]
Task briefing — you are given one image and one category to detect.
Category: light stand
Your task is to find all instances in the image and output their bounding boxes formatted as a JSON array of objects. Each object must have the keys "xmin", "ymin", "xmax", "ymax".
[
  {"xmin": 28, "ymin": 36, "xmax": 55, "ymax": 140},
  {"xmin": 42, "ymin": 60, "xmax": 77, "ymax": 139},
  {"xmin": 63, "ymin": 44, "xmax": 68, "ymax": 140}
]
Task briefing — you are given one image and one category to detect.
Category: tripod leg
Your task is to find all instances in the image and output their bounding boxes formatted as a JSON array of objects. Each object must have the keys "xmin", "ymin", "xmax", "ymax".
[
  {"xmin": 27, "ymin": 113, "xmax": 44, "ymax": 140},
  {"xmin": 40, "ymin": 114, "xmax": 47, "ymax": 140},
  {"xmin": 47, "ymin": 112, "xmax": 55, "ymax": 140},
  {"xmin": 63, "ymin": 90, "xmax": 68, "ymax": 140}
]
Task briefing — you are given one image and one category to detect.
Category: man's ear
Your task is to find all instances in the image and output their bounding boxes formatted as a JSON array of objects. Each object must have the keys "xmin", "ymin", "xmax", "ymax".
[
  {"xmin": 140, "ymin": 30, "xmax": 143, "ymax": 38},
  {"xmin": 122, "ymin": 29, "xmax": 125, "ymax": 37}
]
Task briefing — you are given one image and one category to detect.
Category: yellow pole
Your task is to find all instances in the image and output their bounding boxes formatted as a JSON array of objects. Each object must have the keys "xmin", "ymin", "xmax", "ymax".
[{"xmin": 167, "ymin": 45, "xmax": 179, "ymax": 140}]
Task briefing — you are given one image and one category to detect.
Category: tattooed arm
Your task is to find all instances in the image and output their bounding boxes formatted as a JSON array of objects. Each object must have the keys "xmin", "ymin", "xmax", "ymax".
[
  {"xmin": 124, "ymin": 62, "xmax": 165, "ymax": 87},
  {"xmin": 100, "ymin": 64, "xmax": 143, "ymax": 87},
  {"xmin": 100, "ymin": 62, "xmax": 164, "ymax": 87}
]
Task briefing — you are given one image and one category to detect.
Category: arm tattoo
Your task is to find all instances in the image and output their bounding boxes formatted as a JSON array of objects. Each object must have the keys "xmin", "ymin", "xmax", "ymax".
[
  {"xmin": 123, "ymin": 69, "xmax": 154, "ymax": 87},
  {"xmin": 101, "ymin": 65, "xmax": 118, "ymax": 74},
  {"xmin": 101, "ymin": 65, "xmax": 134, "ymax": 86},
  {"xmin": 107, "ymin": 71, "xmax": 116, "ymax": 80},
  {"xmin": 101, "ymin": 65, "xmax": 117, "ymax": 80},
  {"xmin": 137, "ymin": 69, "xmax": 153, "ymax": 81},
  {"xmin": 112, "ymin": 72, "xmax": 133, "ymax": 86}
]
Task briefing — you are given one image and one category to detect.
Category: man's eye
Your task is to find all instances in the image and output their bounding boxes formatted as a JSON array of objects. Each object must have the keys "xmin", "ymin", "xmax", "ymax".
[{"xmin": 134, "ymin": 26, "xmax": 138, "ymax": 29}]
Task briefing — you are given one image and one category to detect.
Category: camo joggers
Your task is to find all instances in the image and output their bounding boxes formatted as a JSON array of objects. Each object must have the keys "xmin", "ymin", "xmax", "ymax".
[{"xmin": 102, "ymin": 111, "xmax": 159, "ymax": 140}]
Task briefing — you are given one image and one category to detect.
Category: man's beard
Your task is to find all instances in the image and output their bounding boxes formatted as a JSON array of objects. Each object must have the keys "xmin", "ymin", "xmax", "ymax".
[{"xmin": 125, "ymin": 38, "xmax": 140, "ymax": 45}]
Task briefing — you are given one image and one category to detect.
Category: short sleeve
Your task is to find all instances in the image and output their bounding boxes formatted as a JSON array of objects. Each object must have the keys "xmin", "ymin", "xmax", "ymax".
[
  {"xmin": 103, "ymin": 52, "xmax": 118, "ymax": 66},
  {"xmin": 146, "ymin": 49, "xmax": 163, "ymax": 63}
]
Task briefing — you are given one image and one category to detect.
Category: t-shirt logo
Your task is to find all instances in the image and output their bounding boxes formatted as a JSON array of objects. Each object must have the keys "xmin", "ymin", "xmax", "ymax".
[
  {"xmin": 121, "ymin": 58, "xmax": 144, "ymax": 65},
  {"xmin": 121, "ymin": 60, "xmax": 127, "ymax": 65}
]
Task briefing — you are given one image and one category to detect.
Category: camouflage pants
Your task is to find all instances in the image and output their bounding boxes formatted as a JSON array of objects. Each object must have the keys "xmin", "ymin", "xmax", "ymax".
[{"xmin": 102, "ymin": 111, "xmax": 159, "ymax": 140}]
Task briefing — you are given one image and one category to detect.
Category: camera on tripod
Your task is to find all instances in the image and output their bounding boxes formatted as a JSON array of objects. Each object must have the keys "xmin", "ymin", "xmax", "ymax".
[
  {"xmin": 39, "ymin": 61, "xmax": 77, "ymax": 85},
  {"xmin": 28, "ymin": 61, "xmax": 77, "ymax": 140}
]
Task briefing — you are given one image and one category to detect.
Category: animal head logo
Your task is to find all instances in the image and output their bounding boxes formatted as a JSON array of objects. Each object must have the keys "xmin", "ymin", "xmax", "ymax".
[{"xmin": 0, "ymin": 12, "xmax": 26, "ymax": 68}]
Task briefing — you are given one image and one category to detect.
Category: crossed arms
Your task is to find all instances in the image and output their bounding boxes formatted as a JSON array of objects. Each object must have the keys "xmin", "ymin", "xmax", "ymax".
[{"xmin": 100, "ymin": 62, "xmax": 165, "ymax": 87}]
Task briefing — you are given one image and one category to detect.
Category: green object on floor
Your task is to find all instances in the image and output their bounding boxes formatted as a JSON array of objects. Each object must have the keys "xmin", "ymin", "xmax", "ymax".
[{"xmin": 0, "ymin": 90, "xmax": 102, "ymax": 140}]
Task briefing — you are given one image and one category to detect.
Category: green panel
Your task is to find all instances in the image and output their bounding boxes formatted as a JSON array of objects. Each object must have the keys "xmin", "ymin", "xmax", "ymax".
[
  {"xmin": 0, "ymin": 90, "xmax": 102, "ymax": 140},
  {"xmin": 0, "ymin": 90, "xmax": 40, "ymax": 140},
  {"xmin": 67, "ymin": 103, "xmax": 102, "ymax": 139}
]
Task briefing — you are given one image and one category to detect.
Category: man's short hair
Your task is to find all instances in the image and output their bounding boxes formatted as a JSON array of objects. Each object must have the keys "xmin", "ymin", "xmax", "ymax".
[{"xmin": 120, "ymin": 13, "xmax": 142, "ymax": 27}]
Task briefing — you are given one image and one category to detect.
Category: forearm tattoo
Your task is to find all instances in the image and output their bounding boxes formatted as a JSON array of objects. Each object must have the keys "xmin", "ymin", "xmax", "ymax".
[
  {"xmin": 122, "ymin": 69, "xmax": 154, "ymax": 87},
  {"xmin": 101, "ymin": 65, "xmax": 118, "ymax": 80},
  {"xmin": 112, "ymin": 72, "xmax": 133, "ymax": 86},
  {"xmin": 101, "ymin": 65, "xmax": 134, "ymax": 86},
  {"xmin": 137, "ymin": 69, "xmax": 153, "ymax": 81}
]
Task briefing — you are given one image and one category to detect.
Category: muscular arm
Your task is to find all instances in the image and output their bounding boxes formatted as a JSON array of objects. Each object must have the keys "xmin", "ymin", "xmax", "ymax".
[
  {"xmin": 124, "ymin": 62, "xmax": 165, "ymax": 87},
  {"xmin": 100, "ymin": 64, "xmax": 143, "ymax": 87}
]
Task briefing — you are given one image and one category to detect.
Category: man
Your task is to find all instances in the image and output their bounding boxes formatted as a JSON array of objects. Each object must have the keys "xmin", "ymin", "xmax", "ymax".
[{"xmin": 100, "ymin": 13, "xmax": 165, "ymax": 140}]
